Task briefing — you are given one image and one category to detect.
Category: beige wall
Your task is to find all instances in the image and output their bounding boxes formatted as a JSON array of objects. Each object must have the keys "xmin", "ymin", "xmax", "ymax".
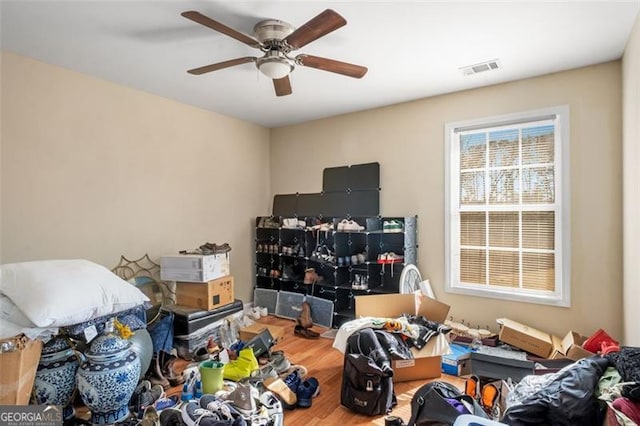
[
  {"xmin": 0, "ymin": 51, "xmax": 271, "ymax": 303},
  {"xmin": 623, "ymin": 13, "xmax": 640, "ymax": 346},
  {"xmin": 271, "ymin": 62, "xmax": 623, "ymax": 338}
]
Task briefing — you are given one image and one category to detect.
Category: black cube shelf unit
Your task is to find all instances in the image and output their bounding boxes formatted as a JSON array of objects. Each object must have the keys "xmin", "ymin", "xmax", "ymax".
[
  {"xmin": 255, "ymin": 162, "xmax": 417, "ymax": 328},
  {"xmin": 255, "ymin": 215, "xmax": 417, "ymax": 328}
]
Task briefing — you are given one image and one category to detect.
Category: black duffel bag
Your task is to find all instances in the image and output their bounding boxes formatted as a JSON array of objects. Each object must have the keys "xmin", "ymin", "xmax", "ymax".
[{"xmin": 407, "ymin": 381, "xmax": 489, "ymax": 426}]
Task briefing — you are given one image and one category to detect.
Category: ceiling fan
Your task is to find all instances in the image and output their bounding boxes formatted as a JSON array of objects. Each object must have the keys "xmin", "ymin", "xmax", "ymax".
[{"xmin": 181, "ymin": 9, "xmax": 368, "ymax": 97}]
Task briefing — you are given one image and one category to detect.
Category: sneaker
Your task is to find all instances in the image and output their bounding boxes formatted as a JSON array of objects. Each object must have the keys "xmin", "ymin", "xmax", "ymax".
[
  {"xmin": 249, "ymin": 364, "xmax": 278, "ymax": 382},
  {"xmin": 377, "ymin": 252, "xmax": 404, "ymax": 264},
  {"xmin": 129, "ymin": 380, "xmax": 152, "ymax": 417},
  {"xmin": 264, "ymin": 377, "xmax": 297, "ymax": 410},
  {"xmin": 337, "ymin": 219, "xmax": 365, "ymax": 232},
  {"xmin": 199, "ymin": 394, "xmax": 243, "ymax": 421},
  {"xmin": 224, "ymin": 383, "xmax": 257, "ymax": 417},
  {"xmin": 159, "ymin": 407, "xmax": 185, "ymax": 426},
  {"xmin": 140, "ymin": 406, "xmax": 160, "ymax": 426},
  {"xmin": 180, "ymin": 401, "xmax": 222, "ymax": 426},
  {"xmin": 278, "ymin": 364, "xmax": 307, "ymax": 381},
  {"xmin": 583, "ymin": 328, "xmax": 619, "ymax": 353},
  {"xmin": 247, "ymin": 307, "xmax": 262, "ymax": 321},
  {"xmin": 155, "ymin": 395, "xmax": 179, "ymax": 411},
  {"xmin": 283, "ymin": 370, "xmax": 302, "ymax": 395},
  {"xmin": 258, "ymin": 392, "xmax": 283, "ymax": 426},
  {"xmin": 296, "ymin": 377, "xmax": 320, "ymax": 408},
  {"xmin": 266, "ymin": 351, "xmax": 291, "ymax": 375},
  {"xmin": 383, "ymin": 220, "xmax": 404, "ymax": 233}
]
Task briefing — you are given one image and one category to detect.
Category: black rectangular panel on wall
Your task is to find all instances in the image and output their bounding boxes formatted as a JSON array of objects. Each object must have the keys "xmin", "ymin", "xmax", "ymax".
[
  {"xmin": 322, "ymin": 166, "xmax": 349, "ymax": 192},
  {"xmin": 320, "ymin": 191, "xmax": 348, "ymax": 217},
  {"xmin": 348, "ymin": 162, "xmax": 380, "ymax": 190},
  {"xmin": 347, "ymin": 190, "xmax": 380, "ymax": 217},
  {"xmin": 297, "ymin": 193, "xmax": 323, "ymax": 217},
  {"xmin": 273, "ymin": 162, "xmax": 381, "ymax": 218},
  {"xmin": 273, "ymin": 194, "xmax": 298, "ymax": 217}
]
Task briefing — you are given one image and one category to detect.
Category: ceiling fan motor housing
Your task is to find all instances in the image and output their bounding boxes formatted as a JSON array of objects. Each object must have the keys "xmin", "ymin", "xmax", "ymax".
[{"xmin": 253, "ymin": 19, "xmax": 295, "ymax": 45}]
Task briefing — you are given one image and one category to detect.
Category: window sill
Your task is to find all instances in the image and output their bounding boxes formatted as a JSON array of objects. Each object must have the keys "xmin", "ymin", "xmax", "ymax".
[{"xmin": 445, "ymin": 284, "xmax": 570, "ymax": 307}]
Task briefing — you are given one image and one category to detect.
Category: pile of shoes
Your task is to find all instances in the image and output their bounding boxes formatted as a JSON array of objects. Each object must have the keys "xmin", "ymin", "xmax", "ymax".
[
  {"xmin": 294, "ymin": 302, "xmax": 320, "ymax": 339},
  {"xmin": 263, "ymin": 367, "xmax": 321, "ymax": 410},
  {"xmin": 178, "ymin": 242, "xmax": 232, "ymax": 256}
]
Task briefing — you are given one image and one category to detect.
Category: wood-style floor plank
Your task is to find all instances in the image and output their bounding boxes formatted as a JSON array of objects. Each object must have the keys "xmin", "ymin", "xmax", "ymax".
[{"xmin": 257, "ymin": 315, "xmax": 465, "ymax": 426}]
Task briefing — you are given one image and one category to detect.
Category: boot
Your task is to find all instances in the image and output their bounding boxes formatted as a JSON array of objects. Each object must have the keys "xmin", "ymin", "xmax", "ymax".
[
  {"xmin": 146, "ymin": 353, "xmax": 171, "ymax": 389},
  {"xmin": 296, "ymin": 301, "xmax": 313, "ymax": 329},
  {"xmin": 158, "ymin": 350, "xmax": 184, "ymax": 387}
]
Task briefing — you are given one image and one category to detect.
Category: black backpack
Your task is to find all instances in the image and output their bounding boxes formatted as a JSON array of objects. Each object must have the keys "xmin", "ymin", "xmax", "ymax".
[
  {"xmin": 340, "ymin": 328, "xmax": 396, "ymax": 416},
  {"xmin": 407, "ymin": 381, "xmax": 489, "ymax": 426}
]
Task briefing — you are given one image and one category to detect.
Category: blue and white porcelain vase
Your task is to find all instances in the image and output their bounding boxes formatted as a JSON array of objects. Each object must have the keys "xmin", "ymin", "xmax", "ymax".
[
  {"xmin": 76, "ymin": 320, "xmax": 140, "ymax": 424},
  {"xmin": 33, "ymin": 336, "xmax": 79, "ymax": 420}
]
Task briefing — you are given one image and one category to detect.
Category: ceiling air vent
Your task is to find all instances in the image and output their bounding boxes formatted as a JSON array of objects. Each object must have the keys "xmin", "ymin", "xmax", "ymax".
[{"xmin": 460, "ymin": 59, "xmax": 501, "ymax": 76}]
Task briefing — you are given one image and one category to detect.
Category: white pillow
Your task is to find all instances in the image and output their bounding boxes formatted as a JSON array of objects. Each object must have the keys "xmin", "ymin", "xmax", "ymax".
[{"xmin": 0, "ymin": 259, "xmax": 150, "ymax": 327}]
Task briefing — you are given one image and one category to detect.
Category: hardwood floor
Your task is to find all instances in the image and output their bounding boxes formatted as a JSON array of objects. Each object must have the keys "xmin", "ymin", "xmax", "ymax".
[{"xmin": 255, "ymin": 315, "xmax": 465, "ymax": 426}]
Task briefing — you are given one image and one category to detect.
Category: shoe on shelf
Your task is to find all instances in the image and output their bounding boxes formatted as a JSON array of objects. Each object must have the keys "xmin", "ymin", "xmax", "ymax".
[
  {"xmin": 383, "ymin": 220, "xmax": 404, "ymax": 233},
  {"xmin": 296, "ymin": 377, "xmax": 320, "ymax": 408},
  {"xmin": 337, "ymin": 219, "xmax": 365, "ymax": 232},
  {"xmin": 377, "ymin": 252, "xmax": 404, "ymax": 264},
  {"xmin": 303, "ymin": 268, "xmax": 321, "ymax": 285}
]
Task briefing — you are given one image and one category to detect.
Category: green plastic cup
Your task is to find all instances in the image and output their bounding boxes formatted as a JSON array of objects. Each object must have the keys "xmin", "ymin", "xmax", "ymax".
[{"xmin": 199, "ymin": 360, "xmax": 225, "ymax": 394}]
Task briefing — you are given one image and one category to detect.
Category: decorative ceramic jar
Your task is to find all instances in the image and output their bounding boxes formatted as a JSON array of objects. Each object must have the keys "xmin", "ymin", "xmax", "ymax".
[
  {"xmin": 33, "ymin": 336, "xmax": 80, "ymax": 420},
  {"xmin": 76, "ymin": 320, "xmax": 140, "ymax": 424}
]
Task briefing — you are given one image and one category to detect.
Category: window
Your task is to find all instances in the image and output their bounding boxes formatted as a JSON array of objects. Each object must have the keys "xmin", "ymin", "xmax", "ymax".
[{"xmin": 445, "ymin": 106, "xmax": 570, "ymax": 306}]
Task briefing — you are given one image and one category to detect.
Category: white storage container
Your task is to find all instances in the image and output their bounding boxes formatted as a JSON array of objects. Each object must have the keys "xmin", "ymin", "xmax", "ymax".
[{"xmin": 160, "ymin": 253, "xmax": 230, "ymax": 282}]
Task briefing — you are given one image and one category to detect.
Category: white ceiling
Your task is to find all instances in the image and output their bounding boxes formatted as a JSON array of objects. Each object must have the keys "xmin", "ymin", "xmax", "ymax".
[{"xmin": 2, "ymin": 1, "xmax": 639, "ymax": 128}]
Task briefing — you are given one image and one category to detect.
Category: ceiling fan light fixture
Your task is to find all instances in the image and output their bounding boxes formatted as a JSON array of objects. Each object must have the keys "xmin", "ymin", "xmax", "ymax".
[{"xmin": 257, "ymin": 55, "xmax": 294, "ymax": 79}]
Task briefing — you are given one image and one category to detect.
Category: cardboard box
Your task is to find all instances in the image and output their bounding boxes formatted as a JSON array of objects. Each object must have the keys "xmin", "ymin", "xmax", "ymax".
[
  {"xmin": 355, "ymin": 293, "xmax": 451, "ymax": 382},
  {"xmin": 550, "ymin": 331, "xmax": 594, "ymax": 361},
  {"xmin": 0, "ymin": 335, "xmax": 42, "ymax": 405},
  {"xmin": 175, "ymin": 276, "xmax": 234, "ymax": 310},
  {"xmin": 442, "ymin": 343, "xmax": 474, "ymax": 376},
  {"xmin": 497, "ymin": 318, "xmax": 553, "ymax": 358},
  {"xmin": 239, "ymin": 323, "xmax": 286, "ymax": 344},
  {"xmin": 161, "ymin": 253, "xmax": 230, "ymax": 282}
]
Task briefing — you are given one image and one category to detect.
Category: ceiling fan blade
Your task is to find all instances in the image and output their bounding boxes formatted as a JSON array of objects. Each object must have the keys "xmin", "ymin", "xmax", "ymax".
[
  {"xmin": 273, "ymin": 76, "xmax": 292, "ymax": 97},
  {"xmin": 284, "ymin": 9, "xmax": 346, "ymax": 49},
  {"xmin": 296, "ymin": 54, "xmax": 368, "ymax": 78},
  {"xmin": 181, "ymin": 11, "xmax": 261, "ymax": 49},
  {"xmin": 187, "ymin": 57, "xmax": 256, "ymax": 75}
]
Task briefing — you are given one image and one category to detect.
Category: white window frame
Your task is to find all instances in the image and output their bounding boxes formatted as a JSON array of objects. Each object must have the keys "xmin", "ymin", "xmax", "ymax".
[{"xmin": 444, "ymin": 105, "xmax": 571, "ymax": 307}]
